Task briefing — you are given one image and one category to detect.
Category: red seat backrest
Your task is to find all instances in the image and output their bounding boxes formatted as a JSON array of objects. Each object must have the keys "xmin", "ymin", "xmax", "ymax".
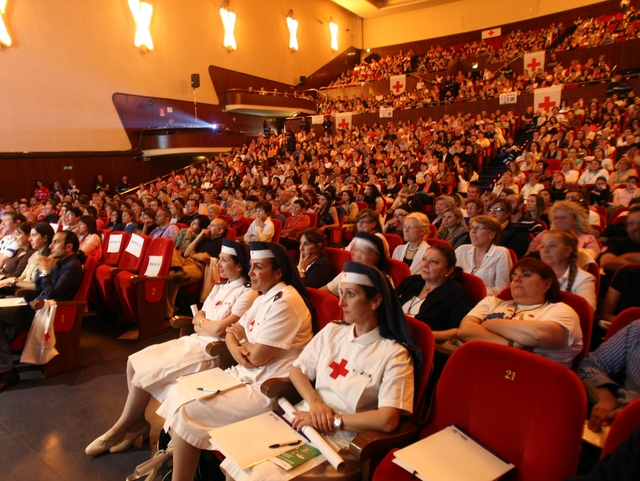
[
  {"xmin": 459, "ymin": 272, "xmax": 487, "ymax": 305},
  {"xmin": 304, "ymin": 212, "xmax": 318, "ymax": 227},
  {"xmin": 425, "ymin": 238, "xmax": 452, "ymax": 249},
  {"xmin": 604, "ymin": 308, "xmax": 640, "ymax": 341},
  {"xmin": 101, "ymin": 231, "xmax": 130, "ymax": 267},
  {"xmin": 307, "ymin": 287, "xmax": 343, "ymax": 332},
  {"xmin": 405, "ymin": 316, "xmax": 435, "ymax": 424},
  {"xmin": 601, "ymin": 398, "xmax": 640, "ymax": 458},
  {"xmin": 386, "ymin": 258, "xmax": 411, "ymax": 286},
  {"xmin": 423, "ymin": 342, "xmax": 586, "ymax": 481},
  {"xmin": 383, "ymin": 233, "xmax": 403, "ymax": 257},
  {"xmin": 139, "ymin": 238, "xmax": 174, "ymax": 303},
  {"xmin": 325, "ymin": 247, "xmax": 351, "ymax": 275},
  {"xmin": 271, "ymin": 218, "xmax": 282, "ymax": 243},
  {"xmin": 225, "ymin": 227, "xmax": 236, "ymax": 240},
  {"xmin": 118, "ymin": 234, "xmax": 151, "ymax": 271}
]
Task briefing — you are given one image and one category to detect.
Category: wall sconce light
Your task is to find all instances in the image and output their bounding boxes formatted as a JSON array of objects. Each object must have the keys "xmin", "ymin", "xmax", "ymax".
[
  {"xmin": 220, "ymin": 1, "xmax": 236, "ymax": 51},
  {"xmin": 286, "ymin": 10, "xmax": 298, "ymax": 52},
  {"xmin": 329, "ymin": 17, "xmax": 338, "ymax": 52},
  {"xmin": 0, "ymin": 0, "xmax": 12, "ymax": 47},
  {"xmin": 128, "ymin": 0, "xmax": 154, "ymax": 52}
]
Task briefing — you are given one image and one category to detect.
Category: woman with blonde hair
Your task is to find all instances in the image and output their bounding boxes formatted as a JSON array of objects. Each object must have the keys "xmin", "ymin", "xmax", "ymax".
[
  {"xmin": 436, "ymin": 208, "xmax": 470, "ymax": 249},
  {"xmin": 392, "ymin": 212, "xmax": 431, "ymax": 275},
  {"xmin": 538, "ymin": 229, "xmax": 597, "ymax": 311},
  {"xmin": 526, "ymin": 200, "xmax": 601, "ymax": 259}
]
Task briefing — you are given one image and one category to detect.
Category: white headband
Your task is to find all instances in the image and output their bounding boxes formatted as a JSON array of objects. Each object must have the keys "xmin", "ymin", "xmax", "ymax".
[
  {"xmin": 340, "ymin": 271, "xmax": 374, "ymax": 287},
  {"xmin": 250, "ymin": 249, "xmax": 275, "ymax": 259},
  {"xmin": 221, "ymin": 245, "xmax": 238, "ymax": 257},
  {"xmin": 353, "ymin": 237, "xmax": 379, "ymax": 255}
]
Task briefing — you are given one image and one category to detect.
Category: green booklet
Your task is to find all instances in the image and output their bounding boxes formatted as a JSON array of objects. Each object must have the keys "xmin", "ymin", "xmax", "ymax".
[{"xmin": 269, "ymin": 444, "xmax": 322, "ymax": 471}]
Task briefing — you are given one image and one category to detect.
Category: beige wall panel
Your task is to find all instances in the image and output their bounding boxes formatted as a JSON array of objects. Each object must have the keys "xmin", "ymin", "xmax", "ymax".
[{"xmin": 0, "ymin": 0, "xmax": 357, "ymax": 153}]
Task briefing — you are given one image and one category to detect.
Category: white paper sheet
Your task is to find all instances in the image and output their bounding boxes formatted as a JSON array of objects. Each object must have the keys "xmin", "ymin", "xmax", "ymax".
[
  {"xmin": 143, "ymin": 255, "xmax": 163, "ymax": 277},
  {"xmin": 177, "ymin": 367, "xmax": 244, "ymax": 401},
  {"xmin": 125, "ymin": 233, "xmax": 144, "ymax": 258},
  {"xmin": 107, "ymin": 234, "xmax": 123, "ymax": 253},
  {"xmin": 392, "ymin": 425, "xmax": 515, "ymax": 481},
  {"xmin": 0, "ymin": 297, "xmax": 27, "ymax": 308}
]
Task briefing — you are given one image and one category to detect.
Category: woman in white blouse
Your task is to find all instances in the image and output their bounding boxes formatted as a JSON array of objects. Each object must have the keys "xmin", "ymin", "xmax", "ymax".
[
  {"xmin": 392, "ymin": 212, "xmax": 430, "ymax": 275},
  {"xmin": 455, "ymin": 215, "xmax": 512, "ymax": 296}
]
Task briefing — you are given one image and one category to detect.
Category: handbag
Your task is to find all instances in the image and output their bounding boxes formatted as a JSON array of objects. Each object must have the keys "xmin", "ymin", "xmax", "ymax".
[{"xmin": 20, "ymin": 300, "xmax": 59, "ymax": 365}]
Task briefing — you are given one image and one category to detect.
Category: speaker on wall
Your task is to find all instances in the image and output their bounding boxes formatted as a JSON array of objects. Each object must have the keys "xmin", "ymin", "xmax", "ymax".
[
  {"xmin": 191, "ymin": 74, "xmax": 200, "ymax": 89},
  {"xmin": 299, "ymin": 76, "xmax": 306, "ymax": 86}
]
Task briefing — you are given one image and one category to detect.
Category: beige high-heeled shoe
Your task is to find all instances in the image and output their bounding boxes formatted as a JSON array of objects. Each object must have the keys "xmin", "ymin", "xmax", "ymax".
[
  {"xmin": 108, "ymin": 423, "xmax": 151, "ymax": 453},
  {"xmin": 85, "ymin": 433, "xmax": 122, "ymax": 457}
]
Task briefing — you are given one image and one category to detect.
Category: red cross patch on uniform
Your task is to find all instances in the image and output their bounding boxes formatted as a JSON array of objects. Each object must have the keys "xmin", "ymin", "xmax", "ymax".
[
  {"xmin": 329, "ymin": 359, "xmax": 349, "ymax": 379},
  {"xmin": 249, "ymin": 320, "xmax": 256, "ymax": 332}
]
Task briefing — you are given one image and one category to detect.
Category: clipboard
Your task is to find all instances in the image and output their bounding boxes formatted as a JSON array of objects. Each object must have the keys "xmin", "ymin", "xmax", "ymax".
[
  {"xmin": 176, "ymin": 367, "xmax": 244, "ymax": 401},
  {"xmin": 209, "ymin": 411, "xmax": 307, "ymax": 470}
]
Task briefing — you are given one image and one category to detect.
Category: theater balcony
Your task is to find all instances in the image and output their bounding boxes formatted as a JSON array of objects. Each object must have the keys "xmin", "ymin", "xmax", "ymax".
[{"xmin": 224, "ymin": 89, "xmax": 318, "ymax": 117}]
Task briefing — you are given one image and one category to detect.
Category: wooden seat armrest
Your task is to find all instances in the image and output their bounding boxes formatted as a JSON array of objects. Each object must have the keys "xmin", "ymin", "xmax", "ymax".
[
  {"xmin": 170, "ymin": 315, "xmax": 193, "ymax": 329},
  {"xmin": 129, "ymin": 275, "xmax": 171, "ymax": 285},
  {"xmin": 205, "ymin": 341, "xmax": 235, "ymax": 369},
  {"xmin": 110, "ymin": 267, "xmax": 139, "ymax": 277},
  {"xmin": 31, "ymin": 299, "xmax": 86, "ymax": 311},
  {"xmin": 259, "ymin": 378, "xmax": 302, "ymax": 405},
  {"xmin": 15, "ymin": 288, "xmax": 39, "ymax": 301},
  {"xmin": 348, "ymin": 422, "xmax": 419, "ymax": 461}
]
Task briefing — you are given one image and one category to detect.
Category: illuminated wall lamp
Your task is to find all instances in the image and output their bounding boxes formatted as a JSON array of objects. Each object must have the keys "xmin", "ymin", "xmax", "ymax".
[
  {"xmin": 128, "ymin": 0, "xmax": 154, "ymax": 52},
  {"xmin": 0, "ymin": 0, "xmax": 12, "ymax": 47},
  {"xmin": 329, "ymin": 17, "xmax": 338, "ymax": 52},
  {"xmin": 286, "ymin": 10, "xmax": 298, "ymax": 52},
  {"xmin": 220, "ymin": 1, "xmax": 236, "ymax": 51}
]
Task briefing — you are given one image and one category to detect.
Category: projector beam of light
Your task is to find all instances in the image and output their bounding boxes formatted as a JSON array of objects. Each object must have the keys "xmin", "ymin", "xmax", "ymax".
[
  {"xmin": 128, "ymin": 0, "xmax": 154, "ymax": 52},
  {"xmin": 329, "ymin": 20, "xmax": 338, "ymax": 51},
  {"xmin": 286, "ymin": 15, "xmax": 298, "ymax": 51},
  {"xmin": 0, "ymin": 0, "xmax": 12, "ymax": 47},
  {"xmin": 220, "ymin": 7, "xmax": 236, "ymax": 51}
]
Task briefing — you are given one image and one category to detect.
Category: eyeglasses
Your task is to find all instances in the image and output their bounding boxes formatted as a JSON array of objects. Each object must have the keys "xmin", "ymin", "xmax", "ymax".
[
  {"xmin": 488, "ymin": 207, "xmax": 505, "ymax": 212},
  {"xmin": 469, "ymin": 225, "xmax": 487, "ymax": 231},
  {"xmin": 404, "ymin": 225, "xmax": 421, "ymax": 230},
  {"xmin": 510, "ymin": 270, "xmax": 535, "ymax": 281},
  {"xmin": 394, "ymin": 212, "xmax": 408, "ymax": 218}
]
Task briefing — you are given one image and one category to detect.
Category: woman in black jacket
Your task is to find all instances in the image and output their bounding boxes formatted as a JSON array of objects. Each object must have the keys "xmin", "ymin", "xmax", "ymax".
[{"xmin": 396, "ymin": 243, "xmax": 475, "ymax": 341}]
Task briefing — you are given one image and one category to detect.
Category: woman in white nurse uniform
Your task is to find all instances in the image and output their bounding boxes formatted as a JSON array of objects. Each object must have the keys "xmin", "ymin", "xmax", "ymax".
[{"xmin": 85, "ymin": 238, "xmax": 257, "ymax": 457}]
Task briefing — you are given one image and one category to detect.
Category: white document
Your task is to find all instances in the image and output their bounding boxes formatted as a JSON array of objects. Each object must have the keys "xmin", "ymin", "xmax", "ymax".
[
  {"xmin": 177, "ymin": 367, "xmax": 244, "ymax": 401},
  {"xmin": 0, "ymin": 297, "xmax": 27, "ymax": 308},
  {"xmin": 49, "ymin": 223, "xmax": 60, "ymax": 232},
  {"xmin": 143, "ymin": 255, "xmax": 163, "ymax": 277},
  {"xmin": 209, "ymin": 411, "xmax": 307, "ymax": 470},
  {"xmin": 125, "ymin": 234, "xmax": 144, "ymax": 258},
  {"xmin": 392, "ymin": 425, "xmax": 515, "ymax": 481},
  {"xmin": 107, "ymin": 234, "xmax": 123, "ymax": 253}
]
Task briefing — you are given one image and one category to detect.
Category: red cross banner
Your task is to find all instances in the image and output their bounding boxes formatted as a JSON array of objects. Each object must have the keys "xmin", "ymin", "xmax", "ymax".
[
  {"xmin": 335, "ymin": 112, "xmax": 352, "ymax": 130},
  {"xmin": 524, "ymin": 51, "xmax": 545, "ymax": 75},
  {"xmin": 481, "ymin": 27, "xmax": 501, "ymax": 39},
  {"xmin": 533, "ymin": 85, "xmax": 562, "ymax": 114},
  {"xmin": 389, "ymin": 74, "xmax": 406, "ymax": 96}
]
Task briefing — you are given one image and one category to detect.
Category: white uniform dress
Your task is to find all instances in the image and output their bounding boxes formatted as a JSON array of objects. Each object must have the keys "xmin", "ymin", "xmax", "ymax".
[
  {"xmin": 129, "ymin": 277, "xmax": 257, "ymax": 402},
  {"xmin": 157, "ymin": 282, "xmax": 313, "ymax": 449},
  {"xmin": 467, "ymin": 296, "xmax": 582, "ymax": 368}
]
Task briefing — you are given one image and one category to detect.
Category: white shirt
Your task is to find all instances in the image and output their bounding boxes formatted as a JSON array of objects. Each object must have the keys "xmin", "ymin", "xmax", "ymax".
[
  {"xmin": 577, "ymin": 168, "xmax": 610, "ymax": 186},
  {"xmin": 243, "ymin": 217, "xmax": 274, "ymax": 243},
  {"xmin": 392, "ymin": 241, "xmax": 430, "ymax": 276},
  {"xmin": 558, "ymin": 266, "xmax": 597, "ymax": 312},
  {"xmin": 455, "ymin": 244, "xmax": 512, "ymax": 296},
  {"xmin": 563, "ymin": 169, "xmax": 580, "ymax": 184},
  {"xmin": 521, "ymin": 183, "xmax": 544, "ymax": 199},
  {"xmin": 467, "ymin": 297, "xmax": 582, "ymax": 368}
]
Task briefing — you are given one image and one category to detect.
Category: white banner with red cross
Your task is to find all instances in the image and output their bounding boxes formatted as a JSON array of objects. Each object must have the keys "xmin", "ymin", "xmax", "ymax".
[
  {"xmin": 524, "ymin": 51, "xmax": 545, "ymax": 75},
  {"xmin": 335, "ymin": 112, "xmax": 353, "ymax": 130},
  {"xmin": 389, "ymin": 74, "xmax": 406, "ymax": 96},
  {"xmin": 481, "ymin": 27, "xmax": 501, "ymax": 39},
  {"xmin": 533, "ymin": 85, "xmax": 562, "ymax": 114}
]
